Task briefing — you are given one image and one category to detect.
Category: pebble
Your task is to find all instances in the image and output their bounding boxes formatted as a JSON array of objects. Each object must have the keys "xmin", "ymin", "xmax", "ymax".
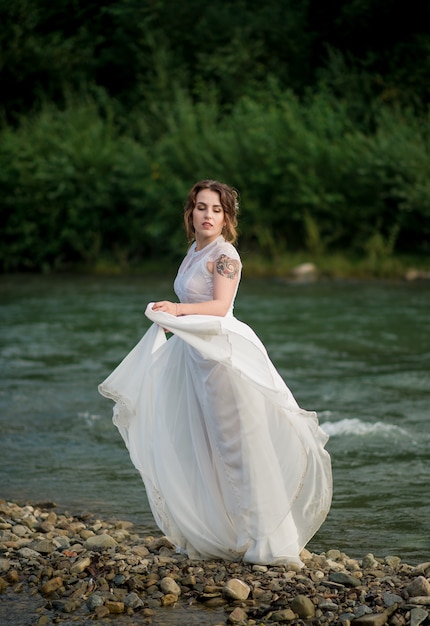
[
  {"xmin": 105, "ymin": 600, "xmax": 125, "ymax": 613},
  {"xmin": 408, "ymin": 597, "xmax": 430, "ymax": 606},
  {"xmin": 407, "ymin": 576, "xmax": 430, "ymax": 597},
  {"xmin": 223, "ymin": 578, "xmax": 251, "ymax": 600},
  {"xmin": 414, "ymin": 562, "xmax": 430, "ymax": 576},
  {"xmin": 159, "ymin": 576, "xmax": 181, "ymax": 595},
  {"xmin": 271, "ymin": 608, "xmax": 297, "ymax": 622},
  {"xmin": 40, "ymin": 576, "xmax": 64, "ymax": 595},
  {"xmin": 86, "ymin": 593, "xmax": 105, "ymax": 610},
  {"xmin": 33, "ymin": 539, "xmax": 55, "ymax": 554},
  {"xmin": 362, "ymin": 553, "xmax": 379, "ymax": 569},
  {"xmin": 351, "ymin": 606, "xmax": 397, "ymax": 626},
  {"xmin": 0, "ymin": 558, "xmax": 10, "ymax": 573},
  {"xmin": 329, "ymin": 571, "xmax": 362, "ymax": 587},
  {"xmin": 290, "ymin": 594, "xmax": 315, "ymax": 618},
  {"xmin": 0, "ymin": 499, "xmax": 429, "ymax": 626},
  {"xmin": 70, "ymin": 555, "xmax": 92, "ymax": 574},
  {"xmin": 410, "ymin": 608, "xmax": 428, "ymax": 626},
  {"xmin": 84, "ymin": 533, "xmax": 118, "ymax": 550},
  {"xmin": 17, "ymin": 547, "xmax": 42, "ymax": 559},
  {"xmin": 383, "ymin": 592, "xmax": 403, "ymax": 606},
  {"xmin": 13, "ymin": 524, "xmax": 29, "ymax": 537},
  {"xmin": 228, "ymin": 606, "xmax": 249, "ymax": 623},
  {"xmin": 125, "ymin": 591, "xmax": 144, "ymax": 609}
]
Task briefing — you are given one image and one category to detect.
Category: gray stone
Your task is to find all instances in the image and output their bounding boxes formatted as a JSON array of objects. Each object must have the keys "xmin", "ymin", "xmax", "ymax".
[
  {"xmin": 390, "ymin": 614, "xmax": 406, "ymax": 626},
  {"xmin": 124, "ymin": 591, "xmax": 144, "ymax": 609},
  {"xmin": 291, "ymin": 594, "xmax": 315, "ymax": 619},
  {"xmin": 408, "ymin": 597, "xmax": 430, "ymax": 606},
  {"xmin": 227, "ymin": 607, "xmax": 248, "ymax": 623},
  {"xmin": 362, "ymin": 554, "xmax": 379, "ymax": 569},
  {"xmin": 410, "ymin": 608, "xmax": 428, "ymax": 626},
  {"xmin": 383, "ymin": 592, "xmax": 403, "ymax": 607},
  {"xmin": 53, "ymin": 536, "xmax": 70, "ymax": 549},
  {"xmin": 407, "ymin": 577, "xmax": 430, "ymax": 598},
  {"xmin": 21, "ymin": 515, "xmax": 38, "ymax": 530},
  {"xmin": 384, "ymin": 556, "xmax": 401, "ymax": 568},
  {"xmin": 414, "ymin": 562, "xmax": 430, "ymax": 575},
  {"xmin": 116, "ymin": 520, "xmax": 134, "ymax": 530},
  {"xmin": 352, "ymin": 610, "xmax": 390, "ymax": 626},
  {"xmin": 86, "ymin": 593, "xmax": 105, "ymax": 611},
  {"xmin": 326, "ymin": 549, "xmax": 342, "ymax": 560},
  {"xmin": 84, "ymin": 534, "xmax": 118, "ymax": 551},
  {"xmin": 39, "ymin": 521, "xmax": 55, "ymax": 533},
  {"xmin": 70, "ymin": 556, "xmax": 91, "ymax": 575},
  {"xmin": 160, "ymin": 576, "xmax": 181, "ymax": 596},
  {"xmin": 354, "ymin": 606, "xmax": 373, "ymax": 618},
  {"xmin": 329, "ymin": 572, "xmax": 362, "ymax": 587},
  {"xmin": 0, "ymin": 559, "xmax": 11, "ymax": 573},
  {"xmin": 33, "ymin": 539, "xmax": 56, "ymax": 554},
  {"xmin": 271, "ymin": 608, "xmax": 297, "ymax": 622},
  {"xmin": 79, "ymin": 529, "xmax": 95, "ymax": 540},
  {"xmin": 223, "ymin": 578, "xmax": 251, "ymax": 601},
  {"xmin": 319, "ymin": 600, "xmax": 339, "ymax": 611},
  {"xmin": 252, "ymin": 564, "xmax": 268, "ymax": 573},
  {"xmin": 17, "ymin": 547, "xmax": 41, "ymax": 560},
  {"xmin": 41, "ymin": 576, "xmax": 64, "ymax": 595},
  {"xmin": 63, "ymin": 598, "xmax": 82, "ymax": 613},
  {"xmin": 113, "ymin": 573, "xmax": 127, "ymax": 586},
  {"xmin": 131, "ymin": 544, "xmax": 150, "ymax": 557},
  {"xmin": 12, "ymin": 524, "xmax": 29, "ymax": 537}
]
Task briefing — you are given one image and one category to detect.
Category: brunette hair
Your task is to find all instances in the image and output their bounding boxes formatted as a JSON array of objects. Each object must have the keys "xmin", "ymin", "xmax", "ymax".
[{"xmin": 183, "ymin": 179, "xmax": 239, "ymax": 245}]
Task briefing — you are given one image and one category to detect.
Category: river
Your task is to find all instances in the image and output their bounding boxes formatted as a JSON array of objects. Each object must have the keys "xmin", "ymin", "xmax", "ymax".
[{"xmin": 0, "ymin": 274, "xmax": 429, "ymax": 564}]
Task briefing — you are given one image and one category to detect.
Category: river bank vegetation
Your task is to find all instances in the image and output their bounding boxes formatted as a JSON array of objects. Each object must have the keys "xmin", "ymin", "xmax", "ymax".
[{"xmin": 1, "ymin": 0, "xmax": 429, "ymax": 276}]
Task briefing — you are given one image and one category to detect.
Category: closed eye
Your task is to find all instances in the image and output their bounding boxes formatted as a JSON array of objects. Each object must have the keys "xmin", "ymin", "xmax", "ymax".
[{"xmin": 196, "ymin": 204, "xmax": 223, "ymax": 212}]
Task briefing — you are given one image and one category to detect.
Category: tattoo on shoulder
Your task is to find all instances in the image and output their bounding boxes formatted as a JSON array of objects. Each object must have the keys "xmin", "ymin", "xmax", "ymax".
[{"xmin": 216, "ymin": 255, "xmax": 240, "ymax": 280}]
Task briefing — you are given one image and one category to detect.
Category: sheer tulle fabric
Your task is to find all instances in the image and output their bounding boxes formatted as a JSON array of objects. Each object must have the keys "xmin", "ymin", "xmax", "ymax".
[
  {"xmin": 99, "ymin": 308, "xmax": 332, "ymax": 565},
  {"xmin": 99, "ymin": 237, "xmax": 332, "ymax": 565}
]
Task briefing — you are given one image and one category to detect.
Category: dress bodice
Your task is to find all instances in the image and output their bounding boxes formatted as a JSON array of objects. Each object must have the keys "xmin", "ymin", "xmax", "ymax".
[{"xmin": 174, "ymin": 236, "xmax": 242, "ymax": 315}]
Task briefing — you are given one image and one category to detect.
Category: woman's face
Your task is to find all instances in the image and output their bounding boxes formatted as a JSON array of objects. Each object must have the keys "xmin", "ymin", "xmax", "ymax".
[{"xmin": 192, "ymin": 189, "xmax": 225, "ymax": 248}]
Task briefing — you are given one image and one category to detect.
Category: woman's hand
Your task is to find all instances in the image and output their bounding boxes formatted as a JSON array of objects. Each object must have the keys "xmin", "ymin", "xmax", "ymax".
[{"xmin": 152, "ymin": 301, "xmax": 179, "ymax": 316}]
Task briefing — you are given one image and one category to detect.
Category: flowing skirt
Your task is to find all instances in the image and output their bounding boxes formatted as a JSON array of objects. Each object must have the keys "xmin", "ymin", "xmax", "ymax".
[{"xmin": 98, "ymin": 304, "xmax": 332, "ymax": 565}]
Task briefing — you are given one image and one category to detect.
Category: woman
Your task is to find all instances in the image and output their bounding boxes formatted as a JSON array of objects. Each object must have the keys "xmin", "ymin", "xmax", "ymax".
[{"xmin": 99, "ymin": 179, "xmax": 332, "ymax": 566}]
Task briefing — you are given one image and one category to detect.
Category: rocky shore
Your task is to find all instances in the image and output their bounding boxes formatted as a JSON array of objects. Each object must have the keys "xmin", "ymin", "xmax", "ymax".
[{"xmin": 1, "ymin": 500, "xmax": 429, "ymax": 626}]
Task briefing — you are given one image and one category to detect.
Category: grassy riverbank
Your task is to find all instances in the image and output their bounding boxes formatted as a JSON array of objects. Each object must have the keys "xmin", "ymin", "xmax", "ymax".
[
  {"xmin": 87, "ymin": 250, "xmax": 430, "ymax": 281},
  {"xmin": 242, "ymin": 251, "xmax": 430, "ymax": 280}
]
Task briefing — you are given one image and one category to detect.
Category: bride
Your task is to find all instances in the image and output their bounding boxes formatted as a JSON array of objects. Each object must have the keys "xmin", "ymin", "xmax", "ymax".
[{"xmin": 99, "ymin": 179, "xmax": 332, "ymax": 566}]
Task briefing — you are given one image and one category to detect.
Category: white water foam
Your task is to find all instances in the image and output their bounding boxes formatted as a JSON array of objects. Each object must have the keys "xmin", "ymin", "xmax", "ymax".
[
  {"xmin": 78, "ymin": 412, "xmax": 103, "ymax": 426},
  {"xmin": 320, "ymin": 417, "xmax": 409, "ymax": 438}
]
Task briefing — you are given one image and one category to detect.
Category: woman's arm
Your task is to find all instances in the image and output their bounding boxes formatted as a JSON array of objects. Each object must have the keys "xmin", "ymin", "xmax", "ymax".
[{"xmin": 152, "ymin": 254, "xmax": 241, "ymax": 317}]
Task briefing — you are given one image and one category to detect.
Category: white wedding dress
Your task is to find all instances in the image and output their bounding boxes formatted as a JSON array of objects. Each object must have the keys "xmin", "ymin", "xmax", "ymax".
[{"xmin": 99, "ymin": 236, "xmax": 332, "ymax": 565}]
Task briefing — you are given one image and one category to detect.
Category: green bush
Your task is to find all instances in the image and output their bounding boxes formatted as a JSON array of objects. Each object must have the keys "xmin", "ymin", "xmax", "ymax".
[
  {"xmin": 1, "ymin": 87, "xmax": 429, "ymax": 272},
  {"xmin": 0, "ymin": 97, "xmax": 149, "ymax": 271}
]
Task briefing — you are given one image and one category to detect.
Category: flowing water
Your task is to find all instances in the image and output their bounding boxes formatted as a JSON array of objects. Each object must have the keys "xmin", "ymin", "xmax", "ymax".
[{"xmin": 0, "ymin": 274, "xmax": 429, "ymax": 565}]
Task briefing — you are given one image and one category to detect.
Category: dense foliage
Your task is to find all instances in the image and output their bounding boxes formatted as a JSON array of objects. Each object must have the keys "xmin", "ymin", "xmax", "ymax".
[{"xmin": 1, "ymin": 0, "xmax": 429, "ymax": 272}]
